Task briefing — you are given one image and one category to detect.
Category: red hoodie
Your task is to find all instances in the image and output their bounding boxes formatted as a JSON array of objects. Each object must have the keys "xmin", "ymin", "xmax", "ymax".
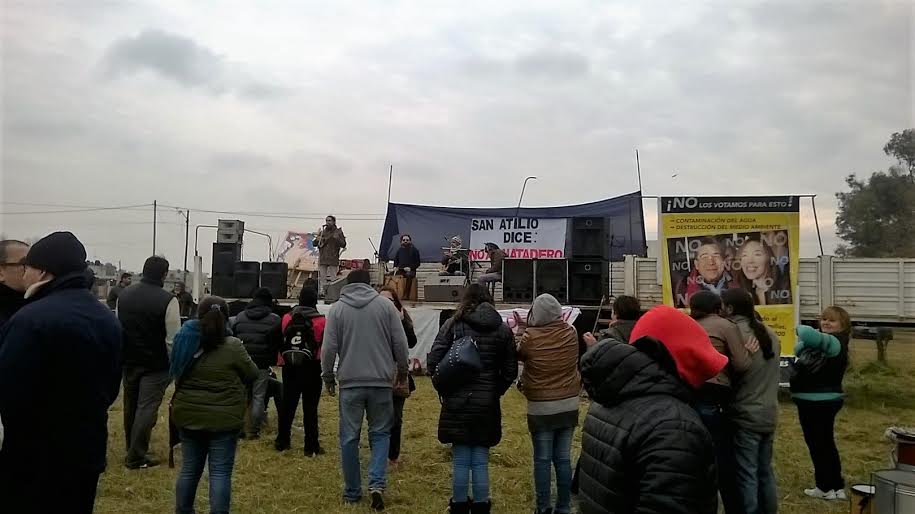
[{"xmin": 629, "ymin": 305, "xmax": 728, "ymax": 389}]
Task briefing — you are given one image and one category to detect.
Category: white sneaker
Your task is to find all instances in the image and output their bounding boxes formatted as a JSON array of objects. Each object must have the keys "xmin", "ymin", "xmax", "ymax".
[
  {"xmin": 804, "ymin": 487, "xmax": 831, "ymax": 499},
  {"xmin": 828, "ymin": 490, "xmax": 847, "ymax": 501}
]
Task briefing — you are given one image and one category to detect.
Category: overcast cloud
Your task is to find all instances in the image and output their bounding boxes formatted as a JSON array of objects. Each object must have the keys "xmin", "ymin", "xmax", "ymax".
[{"xmin": 1, "ymin": 0, "xmax": 912, "ymax": 272}]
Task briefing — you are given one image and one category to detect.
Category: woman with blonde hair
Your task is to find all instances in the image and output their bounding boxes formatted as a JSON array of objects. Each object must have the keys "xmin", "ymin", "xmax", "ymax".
[{"xmin": 790, "ymin": 306, "xmax": 852, "ymax": 502}]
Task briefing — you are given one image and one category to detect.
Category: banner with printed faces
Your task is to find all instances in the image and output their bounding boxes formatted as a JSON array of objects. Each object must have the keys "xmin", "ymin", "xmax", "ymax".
[{"xmin": 659, "ymin": 196, "xmax": 800, "ymax": 351}]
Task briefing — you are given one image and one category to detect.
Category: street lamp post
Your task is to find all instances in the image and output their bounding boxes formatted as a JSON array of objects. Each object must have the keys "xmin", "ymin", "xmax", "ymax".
[{"xmin": 515, "ymin": 176, "xmax": 538, "ymax": 223}]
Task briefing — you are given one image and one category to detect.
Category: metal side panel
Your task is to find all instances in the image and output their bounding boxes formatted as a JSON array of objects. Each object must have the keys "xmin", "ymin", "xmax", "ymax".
[
  {"xmin": 832, "ymin": 259, "xmax": 908, "ymax": 321},
  {"xmin": 905, "ymin": 261, "xmax": 915, "ymax": 319},
  {"xmin": 798, "ymin": 258, "xmax": 821, "ymax": 320},
  {"xmin": 635, "ymin": 258, "xmax": 663, "ymax": 307},
  {"xmin": 610, "ymin": 261, "xmax": 626, "ymax": 297}
]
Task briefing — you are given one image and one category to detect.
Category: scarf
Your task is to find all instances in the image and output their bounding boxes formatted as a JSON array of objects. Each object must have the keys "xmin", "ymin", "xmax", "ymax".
[{"xmin": 169, "ymin": 320, "xmax": 201, "ymax": 381}]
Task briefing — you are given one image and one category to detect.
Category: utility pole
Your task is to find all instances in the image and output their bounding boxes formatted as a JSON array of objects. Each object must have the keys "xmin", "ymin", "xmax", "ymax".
[
  {"xmin": 183, "ymin": 210, "xmax": 190, "ymax": 284},
  {"xmin": 152, "ymin": 200, "xmax": 157, "ymax": 254}
]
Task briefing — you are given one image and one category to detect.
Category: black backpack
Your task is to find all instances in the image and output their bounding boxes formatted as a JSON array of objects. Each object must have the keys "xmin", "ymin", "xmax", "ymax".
[{"xmin": 282, "ymin": 307, "xmax": 318, "ymax": 366}]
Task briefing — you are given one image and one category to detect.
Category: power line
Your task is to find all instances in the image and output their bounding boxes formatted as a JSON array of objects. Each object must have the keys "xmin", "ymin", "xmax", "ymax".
[
  {"xmin": 156, "ymin": 203, "xmax": 385, "ymax": 221},
  {"xmin": 1, "ymin": 203, "xmax": 153, "ymax": 215}
]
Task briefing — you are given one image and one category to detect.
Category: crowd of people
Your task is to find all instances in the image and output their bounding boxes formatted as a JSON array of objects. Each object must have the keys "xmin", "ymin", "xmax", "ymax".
[{"xmin": 0, "ymin": 231, "xmax": 855, "ymax": 513}]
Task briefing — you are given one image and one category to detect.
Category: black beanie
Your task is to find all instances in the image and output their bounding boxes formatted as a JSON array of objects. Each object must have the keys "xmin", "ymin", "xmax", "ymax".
[
  {"xmin": 253, "ymin": 287, "xmax": 274, "ymax": 303},
  {"xmin": 23, "ymin": 232, "xmax": 88, "ymax": 277}
]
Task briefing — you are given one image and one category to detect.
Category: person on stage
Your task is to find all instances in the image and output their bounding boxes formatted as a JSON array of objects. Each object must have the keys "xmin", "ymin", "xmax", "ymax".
[
  {"xmin": 439, "ymin": 236, "xmax": 469, "ymax": 276},
  {"xmin": 393, "ymin": 234, "xmax": 421, "ymax": 300},
  {"xmin": 314, "ymin": 216, "xmax": 347, "ymax": 297},
  {"xmin": 476, "ymin": 243, "xmax": 505, "ymax": 287}
]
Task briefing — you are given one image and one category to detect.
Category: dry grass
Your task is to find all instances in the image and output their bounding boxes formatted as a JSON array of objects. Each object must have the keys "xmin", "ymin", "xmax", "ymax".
[{"xmin": 95, "ymin": 337, "xmax": 915, "ymax": 514}]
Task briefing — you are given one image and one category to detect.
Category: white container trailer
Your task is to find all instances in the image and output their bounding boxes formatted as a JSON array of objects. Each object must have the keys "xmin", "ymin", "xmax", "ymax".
[{"xmin": 612, "ymin": 256, "xmax": 915, "ymax": 324}]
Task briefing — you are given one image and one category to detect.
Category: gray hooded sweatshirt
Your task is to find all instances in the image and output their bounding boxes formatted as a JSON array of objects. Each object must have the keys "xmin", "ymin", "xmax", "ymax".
[{"xmin": 321, "ymin": 282, "xmax": 409, "ymax": 389}]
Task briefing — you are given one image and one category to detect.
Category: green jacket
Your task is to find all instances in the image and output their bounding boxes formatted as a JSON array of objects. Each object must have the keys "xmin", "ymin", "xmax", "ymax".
[{"xmin": 172, "ymin": 337, "xmax": 259, "ymax": 432}]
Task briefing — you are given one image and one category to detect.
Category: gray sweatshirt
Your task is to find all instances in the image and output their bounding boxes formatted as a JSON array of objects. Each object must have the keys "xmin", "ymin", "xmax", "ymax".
[
  {"xmin": 321, "ymin": 282, "xmax": 409, "ymax": 389},
  {"xmin": 729, "ymin": 315, "xmax": 782, "ymax": 433}
]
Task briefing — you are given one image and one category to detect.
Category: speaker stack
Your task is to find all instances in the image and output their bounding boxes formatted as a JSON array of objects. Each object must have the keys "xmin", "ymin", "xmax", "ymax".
[
  {"xmin": 569, "ymin": 216, "xmax": 609, "ymax": 305},
  {"xmin": 211, "ymin": 220, "xmax": 246, "ymax": 297},
  {"xmin": 536, "ymin": 259, "xmax": 568, "ymax": 303}
]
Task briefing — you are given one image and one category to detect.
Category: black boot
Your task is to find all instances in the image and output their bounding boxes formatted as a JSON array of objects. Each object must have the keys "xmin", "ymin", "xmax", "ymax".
[
  {"xmin": 470, "ymin": 500, "xmax": 491, "ymax": 514},
  {"xmin": 449, "ymin": 498, "xmax": 471, "ymax": 514}
]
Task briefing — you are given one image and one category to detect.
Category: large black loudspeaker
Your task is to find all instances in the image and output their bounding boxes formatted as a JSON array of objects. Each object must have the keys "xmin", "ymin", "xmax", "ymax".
[
  {"xmin": 569, "ymin": 259, "xmax": 608, "ymax": 305},
  {"xmin": 211, "ymin": 276, "xmax": 234, "ymax": 297},
  {"xmin": 571, "ymin": 217, "xmax": 608, "ymax": 259},
  {"xmin": 260, "ymin": 262, "xmax": 288, "ymax": 299},
  {"xmin": 233, "ymin": 261, "xmax": 261, "ymax": 298},
  {"xmin": 503, "ymin": 259, "xmax": 534, "ymax": 303},
  {"xmin": 212, "ymin": 243, "xmax": 241, "ymax": 277},
  {"xmin": 536, "ymin": 259, "xmax": 568, "ymax": 303}
]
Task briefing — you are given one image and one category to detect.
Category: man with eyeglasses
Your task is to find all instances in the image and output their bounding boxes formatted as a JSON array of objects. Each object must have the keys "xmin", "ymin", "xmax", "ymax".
[
  {"xmin": 314, "ymin": 215, "xmax": 347, "ymax": 298},
  {"xmin": 393, "ymin": 234, "xmax": 421, "ymax": 301},
  {"xmin": 0, "ymin": 240, "xmax": 30, "ymax": 328}
]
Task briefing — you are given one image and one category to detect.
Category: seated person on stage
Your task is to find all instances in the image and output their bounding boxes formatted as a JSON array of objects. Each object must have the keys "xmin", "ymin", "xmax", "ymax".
[
  {"xmin": 394, "ymin": 234, "xmax": 421, "ymax": 277},
  {"xmin": 439, "ymin": 236, "xmax": 469, "ymax": 276},
  {"xmin": 476, "ymin": 242, "xmax": 505, "ymax": 286}
]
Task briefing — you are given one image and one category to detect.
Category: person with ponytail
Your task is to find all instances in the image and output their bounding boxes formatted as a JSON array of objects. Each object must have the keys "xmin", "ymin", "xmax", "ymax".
[
  {"xmin": 720, "ymin": 288, "xmax": 781, "ymax": 514},
  {"xmin": 170, "ymin": 296, "xmax": 259, "ymax": 514}
]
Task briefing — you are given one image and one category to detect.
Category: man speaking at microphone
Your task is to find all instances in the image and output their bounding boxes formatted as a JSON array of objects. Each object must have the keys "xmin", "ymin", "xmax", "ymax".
[{"xmin": 314, "ymin": 215, "xmax": 347, "ymax": 298}]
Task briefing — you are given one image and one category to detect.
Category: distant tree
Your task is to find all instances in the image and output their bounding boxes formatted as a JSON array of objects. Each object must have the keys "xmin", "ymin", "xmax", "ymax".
[
  {"xmin": 835, "ymin": 167, "xmax": 915, "ymax": 257},
  {"xmin": 835, "ymin": 130, "xmax": 915, "ymax": 258},
  {"xmin": 883, "ymin": 129, "xmax": 915, "ymax": 176}
]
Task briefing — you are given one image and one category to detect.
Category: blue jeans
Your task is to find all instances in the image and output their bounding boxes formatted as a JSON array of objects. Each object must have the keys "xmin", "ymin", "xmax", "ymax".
[
  {"xmin": 695, "ymin": 400, "xmax": 741, "ymax": 514},
  {"xmin": 734, "ymin": 429, "xmax": 777, "ymax": 514},
  {"xmin": 452, "ymin": 445, "xmax": 490, "ymax": 502},
  {"xmin": 339, "ymin": 387, "xmax": 394, "ymax": 501},
  {"xmin": 175, "ymin": 429, "xmax": 238, "ymax": 514},
  {"xmin": 532, "ymin": 427, "xmax": 574, "ymax": 513}
]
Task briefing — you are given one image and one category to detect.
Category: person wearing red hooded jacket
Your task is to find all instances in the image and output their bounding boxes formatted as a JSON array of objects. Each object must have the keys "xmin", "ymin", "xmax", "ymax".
[{"xmin": 577, "ymin": 305, "xmax": 728, "ymax": 514}]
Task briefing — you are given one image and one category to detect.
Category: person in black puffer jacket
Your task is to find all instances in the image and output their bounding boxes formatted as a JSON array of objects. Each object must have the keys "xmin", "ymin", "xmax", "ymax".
[
  {"xmin": 578, "ymin": 305, "xmax": 727, "ymax": 514},
  {"xmin": 428, "ymin": 284, "xmax": 517, "ymax": 514},
  {"xmin": 231, "ymin": 287, "xmax": 282, "ymax": 438}
]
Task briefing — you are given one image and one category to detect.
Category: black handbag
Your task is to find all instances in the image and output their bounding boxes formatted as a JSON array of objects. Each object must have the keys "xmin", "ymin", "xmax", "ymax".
[{"xmin": 433, "ymin": 322, "xmax": 482, "ymax": 394}]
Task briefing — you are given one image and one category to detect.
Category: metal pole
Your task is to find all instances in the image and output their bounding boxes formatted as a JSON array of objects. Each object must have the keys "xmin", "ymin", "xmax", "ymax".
[
  {"xmin": 810, "ymin": 195, "xmax": 825, "ymax": 256},
  {"xmin": 515, "ymin": 176, "xmax": 537, "ymax": 224},
  {"xmin": 635, "ymin": 149, "xmax": 643, "ymax": 192},
  {"xmin": 152, "ymin": 200, "xmax": 157, "ymax": 254},
  {"xmin": 387, "ymin": 165, "xmax": 393, "ymax": 205},
  {"xmin": 183, "ymin": 210, "xmax": 189, "ymax": 283},
  {"xmin": 195, "ymin": 224, "xmax": 218, "ymax": 257},
  {"xmin": 244, "ymin": 229, "xmax": 273, "ymax": 261}
]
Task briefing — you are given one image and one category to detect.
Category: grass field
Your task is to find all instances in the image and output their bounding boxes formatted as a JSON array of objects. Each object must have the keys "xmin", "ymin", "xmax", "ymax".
[{"xmin": 95, "ymin": 338, "xmax": 915, "ymax": 514}]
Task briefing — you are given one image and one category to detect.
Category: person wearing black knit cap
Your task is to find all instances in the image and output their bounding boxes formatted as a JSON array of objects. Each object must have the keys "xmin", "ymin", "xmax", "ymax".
[
  {"xmin": 231, "ymin": 287, "xmax": 283, "ymax": 439},
  {"xmin": 0, "ymin": 232, "xmax": 122, "ymax": 513}
]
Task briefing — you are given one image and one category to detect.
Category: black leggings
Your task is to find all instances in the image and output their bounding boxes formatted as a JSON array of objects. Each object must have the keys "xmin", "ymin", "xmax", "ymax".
[{"xmin": 795, "ymin": 398, "xmax": 844, "ymax": 491}]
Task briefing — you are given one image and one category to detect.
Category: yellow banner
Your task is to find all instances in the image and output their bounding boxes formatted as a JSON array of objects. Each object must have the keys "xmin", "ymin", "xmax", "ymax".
[{"xmin": 659, "ymin": 196, "xmax": 800, "ymax": 353}]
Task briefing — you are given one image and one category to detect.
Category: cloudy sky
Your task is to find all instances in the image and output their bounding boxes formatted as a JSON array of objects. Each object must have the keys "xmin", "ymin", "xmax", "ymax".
[{"xmin": 1, "ymin": 0, "xmax": 912, "ymax": 272}]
